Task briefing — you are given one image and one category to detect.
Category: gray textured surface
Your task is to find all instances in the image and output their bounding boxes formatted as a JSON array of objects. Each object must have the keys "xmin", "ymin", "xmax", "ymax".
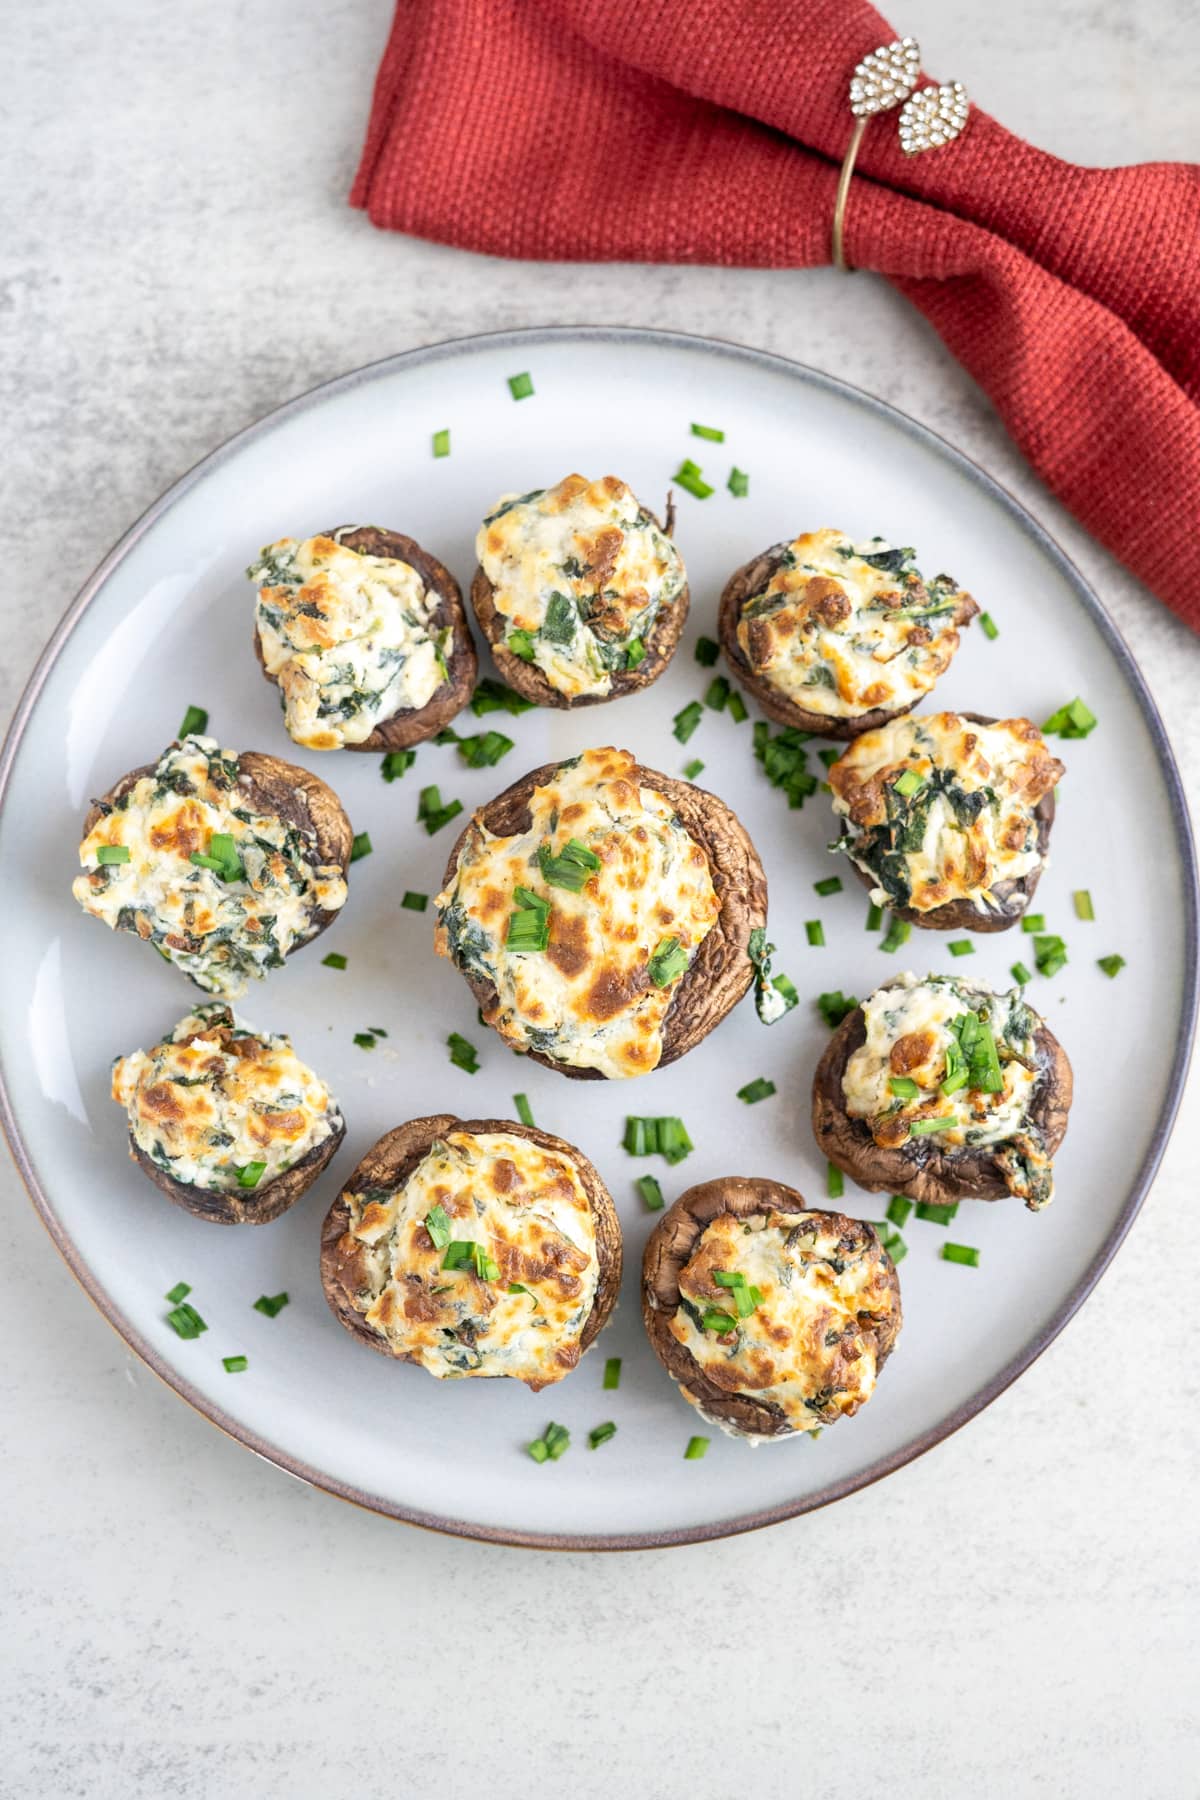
[{"xmin": 2, "ymin": 2, "xmax": 1198, "ymax": 1795}]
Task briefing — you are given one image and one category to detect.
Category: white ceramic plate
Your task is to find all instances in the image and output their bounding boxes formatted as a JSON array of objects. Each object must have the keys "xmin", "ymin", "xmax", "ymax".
[{"xmin": 1, "ymin": 328, "xmax": 1194, "ymax": 1549}]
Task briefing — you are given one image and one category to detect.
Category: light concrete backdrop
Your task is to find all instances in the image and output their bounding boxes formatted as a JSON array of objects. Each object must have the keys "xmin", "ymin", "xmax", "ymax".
[{"xmin": 2, "ymin": 2, "xmax": 1197, "ymax": 1795}]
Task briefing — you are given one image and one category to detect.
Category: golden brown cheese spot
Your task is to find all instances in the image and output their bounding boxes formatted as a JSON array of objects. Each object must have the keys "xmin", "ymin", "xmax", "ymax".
[
  {"xmin": 340, "ymin": 1130, "xmax": 601, "ymax": 1386},
  {"xmin": 547, "ymin": 911, "xmax": 590, "ymax": 979}
]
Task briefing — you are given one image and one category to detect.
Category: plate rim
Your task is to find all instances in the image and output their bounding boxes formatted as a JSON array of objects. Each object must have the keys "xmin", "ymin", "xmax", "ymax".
[{"xmin": 1, "ymin": 323, "xmax": 1196, "ymax": 1551}]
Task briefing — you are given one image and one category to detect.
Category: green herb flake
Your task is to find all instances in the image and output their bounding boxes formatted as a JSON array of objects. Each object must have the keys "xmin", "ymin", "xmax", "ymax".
[
  {"xmin": 164, "ymin": 1282, "xmax": 191, "ymax": 1305},
  {"xmin": 96, "ymin": 844, "xmax": 131, "ymax": 865},
  {"xmin": 886, "ymin": 1195, "xmax": 913, "ymax": 1227},
  {"xmin": 866, "ymin": 902, "xmax": 884, "ymax": 933},
  {"xmin": 1021, "ymin": 913, "xmax": 1046, "ymax": 934},
  {"xmin": 417, "ymin": 785, "xmax": 464, "ymax": 836},
  {"xmin": 235, "ymin": 1161, "xmax": 266, "ymax": 1189},
  {"xmin": 471, "ymin": 678, "xmax": 535, "ymax": 717},
  {"xmin": 947, "ymin": 939, "xmax": 975, "ymax": 957},
  {"xmin": 727, "ymin": 467, "xmax": 749, "ymax": 498},
  {"xmin": 888, "ymin": 1076, "xmax": 920, "ymax": 1100},
  {"xmin": 893, "ymin": 768, "xmax": 925, "ymax": 798},
  {"xmin": 321, "ymin": 952, "xmax": 347, "ymax": 970},
  {"xmin": 909, "ymin": 1116, "xmax": 955, "ymax": 1136},
  {"xmin": 1098, "ymin": 953, "xmax": 1126, "ymax": 979},
  {"xmin": 603, "ymin": 1357, "xmax": 622, "ymax": 1390},
  {"xmin": 737, "ymin": 1076, "xmax": 776, "ymax": 1104},
  {"xmin": 401, "ymin": 891, "xmax": 428, "ymax": 912},
  {"xmin": 673, "ymin": 701, "xmax": 703, "ymax": 743},
  {"xmin": 253, "ymin": 1292, "xmax": 289, "ymax": 1318},
  {"xmin": 424, "ymin": 1204, "xmax": 452, "ymax": 1251},
  {"xmin": 222, "ymin": 1355, "xmax": 248, "ymax": 1373},
  {"xmin": 381, "ymin": 748, "xmax": 417, "ymax": 782},
  {"xmin": 673, "ymin": 458, "xmax": 714, "ymax": 499},
  {"xmin": 166, "ymin": 1302, "xmax": 208, "ymax": 1339},
  {"xmin": 636, "ymin": 1173, "xmax": 665, "ymax": 1211},
  {"xmin": 448, "ymin": 1031, "xmax": 480, "ymax": 1074},
  {"xmin": 827, "ymin": 1161, "xmax": 845, "ymax": 1200},
  {"xmin": 1073, "ymin": 890, "xmax": 1095, "ymax": 922},
  {"xmin": 691, "ymin": 422, "xmax": 725, "ymax": 442},
  {"xmin": 625, "ymin": 637, "xmax": 646, "ymax": 670},
  {"xmin": 684, "ymin": 1435, "xmax": 710, "ymax": 1460},
  {"xmin": 915, "ymin": 1201, "xmax": 959, "ymax": 1226},
  {"xmin": 979, "ymin": 612, "xmax": 999, "ymax": 640},
  {"xmin": 648, "ymin": 935, "xmax": 688, "ymax": 987},
  {"xmin": 880, "ymin": 916, "xmax": 911, "ymax": 954},
  {"xmin": 805, "ymin": 920, "xmax": 825, "ymax": 947},
  {"xmin": 588, "ymin": 1421, "xmax": 618, "ymax": 1450},
  {"xmin": 349, "ymin": 832, "xmax": 373, "ymax": 863},
  {"xmin": 817, "ymin": 990, "xmax": 859, "ymax": 1029},
  {"xmin": 1011, "ymin": 960, "xmax": 1032, "ymax": 985},
  {"xmin": 507, "ymin": 371, "xmax": 534, "ymax": 401},
  {"xmin": 506, "ymin": 629, "xmax": 537, "ymax": 662},
  {"xmin": 942, "ymin": 1242, "xmax": 981, "ymax": 1268},
  {"xmin": 694, "ymin": 637, "xmax": 720, "ymax": 667},
  {"xmin": 353, "ymin": 1031, "xmax": 377, "ymax": 1050},
  {"xmin": 814, "ymin": 876, "xmax": 843, "ymax": 898},
  {"xmin": 683, "ymin": 758, "xmax": 705, "ymax": 779},
  {"xmin": 432, "ymin": 428, "xmax": 451, "ymax": 458},
  {"xmin": 538, "ymin": 837, "xmax": 600, "ymax": 893},
  {"xmin": 513, "ymin": 1092, "xmax": 535, "ymax": 1128},
  {"xmin": 1034, "ymin": 933, "xmax": 1068, "ymax": 978},
  {"xmin": 178, "ymin": 705, "xmax": 208, "ymax": 737},
  {"xmin": 704, "ymin": 675, "xmax": 730, "ymax": 712},
  {"xmin": 1042, "ymin": 697, "xmax": 1097, "ymax": 739}
]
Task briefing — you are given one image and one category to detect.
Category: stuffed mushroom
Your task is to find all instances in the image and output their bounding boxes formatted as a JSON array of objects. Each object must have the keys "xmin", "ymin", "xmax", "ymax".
[
  {"xmin": 434, "ymin": 747, "xmax": 767, "ymax": 1079},
  {"xmin": 718, "ymin": 530, "xmax": 977, "ymax": 738},
  {"xmin": 320, "ymin": 1114, "xmax": 621, "ymax": 1388},
  {"xmin": 813, "ymin": 972, "xmax": 1073, "ymax": 1211},
  {"xmin": 470, "ymin": 474, "xmax": 688, "ymax": 705},
  {"xmin": 111, "ymin": 1002, "xmax": 344, "ymax": 1224},
  {"xmin": 248, "ymin": 526, "xmax": 476, "ymax": 751},
  {"xmin": 642, "ymin": 1177, "xmax": 902, "ymax": 1442},
  {"xmin": 72, "ymin": 734, "xmax": 352, "ymax": 996},
  {"xmin": 828, "ymin": 711, "xmax": 1064, "ymax": 930}
]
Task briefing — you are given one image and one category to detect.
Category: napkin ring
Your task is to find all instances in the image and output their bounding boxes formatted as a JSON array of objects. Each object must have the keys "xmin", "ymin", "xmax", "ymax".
[{"xmin": 832, "ymin": 38, "xmax": 970, "ymax": 272}]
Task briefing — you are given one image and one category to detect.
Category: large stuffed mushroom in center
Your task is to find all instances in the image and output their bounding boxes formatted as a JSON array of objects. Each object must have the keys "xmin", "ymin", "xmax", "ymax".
[{"xmin": 434, "ymin": 747, "xmax": 768, "ymax": 1079}]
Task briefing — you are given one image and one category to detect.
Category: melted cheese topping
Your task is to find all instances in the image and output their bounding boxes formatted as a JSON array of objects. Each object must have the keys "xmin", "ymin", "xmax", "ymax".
[
  {"xmin": 435, "ymin": 748, "xmax": 719, "ymax": 1079},
  {"xmin": 669, "ymin": 1210, "xmax": 898, "ymax": 1434},
  {"xmin": 842, "ymin": 975, "xmax": 1053, "ymax": 1207},
  {"xmin": 736, "ymin": 530, "xmax": 974, "ymax": 718},
  {"xmin": 476, "ymin": 475, "xmax": 685, "ymax": 699},
  {"xmin": 340, "ymin": 1130, "xmax": 600, "ymax": 1386},
  {"xmin": 73, "ymin": 736, "xmax": 348, "ymax": 997},
  {"xmin": 112, "ymin": 1003, "xmax": 340, "ymax": 1193},
  {"xmin": 829, "ymin": 713, "xmax": 1063, "ymax": 915},
  {"xmin": 250, "ymin": 534, "xmax": 448, "ymax": 749}
]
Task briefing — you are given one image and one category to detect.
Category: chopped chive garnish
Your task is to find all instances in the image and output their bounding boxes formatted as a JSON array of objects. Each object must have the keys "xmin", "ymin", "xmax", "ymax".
[
  {"xmin": 470, "ymin": 677, "xmax": 535, "ymax": 716},
  {"xmin": 506, "ymin": 1282, "xmax": 540, "ymax": 1307},
  {"xmin": 165, "ymin": 1282, "xmax": 191, "ymax": 1304},
  {"xmin": 886, "ymin": 1195, "xmax": 913, "ymax": 1226},
  {"xmin": 866, "ymin": 902, "xmax": 883, "ymax": 932},
  {"xmin": 874, "ymin": 1219, "xmax": 908, "ymax": 1264},
  {"xmin": 978, "ymin": 611, "xmax": 999, "ymax": 640},
  {"xmin": 947, "ymin": 939, "xmax": 974, "ymax": 957},
  {"xmin": 603, "ymin": 1357, "xmax": 622, "ymax": 1390},
  {"xmin": 588, "ymin": 1421, "xmax": 618, "ymax": 1450},
  {"xmin": 1011, "ymin": 960, "xmax": 1032, "ymax": 985},
  {"xmin": 538, "ymin": 836, "xmax": 600, "ymax": 892},
  {"xmin": 704, "ymin": 674, "xmax": 730, "ymax": 711},
  {"xmin": 544, "ymin": 1422, "xmax": 569, "ymax": 1459},
  {"xmin": 507, "ymin": 371, "xmax": 534, "ymax": 400},
  {"xmin": 826, "ymin": 1161, "xmax": 844, "ymax": 1199},
  {"xmin": 166, "ymin": 1301, "xmax": 207, "ymax": 1339},
  {"xmin": 505, "ymin": 894, "xmax": 551, "ymax": 952},
  {"xmin": 772, "ymin": 972, "xmax": 800, "ymax": 1011},
  {"xmin": 673, "ymin": 701, "xmax": 703, "ymax": 742},
  {"xmin": 235, "ymin": 1161, "xmax": 266, "ymax": 1189},
  {"xmin": 636, "ymin": 1173, "xmax": 665, "ymax": 1211},
  {"xmin": 1034, "ymin": 933, "xmax": 1068, "ymax": 977},
  {"xmin": 441, "ymin": 1240, "xmax": 473, "ymax": 1271},
  {"xmin": 513, "ymin": 1092, "xmax": 535, "ymax": 1128},
  {"xmin": 527, "ymin": 1438, "xmax": 549, "ymax": 1464},
  {"xmin": 473, "ymin": 1243, "xmax": 501, "ymax": 1282},
  {"xmin": 178, "ymin": 704, "xmax": 208, "ymax": 737},
  {"xmin": 452, "ymin": 729, "xmax": 515, "ymax": 768},
  {"xmin": 737, "ymin": 1077, "xmax": 776, "ymax": 1104},
  {"xmin": 683, "ymin": 758, "xmax": 705, "ymax": 779},
  {"xmin": 942, "ymin": 1242, "xmax": 981, "ymax": 1268},
  {"xmin": 96, "ymin": 844, "xmax": 131, "ymax": 864},
  {"xmin": 880, "ymin": 916, "xmax": 911, "ymax": 954},
  {"xmin": 424, "ymin": 1204, "xmax": 452, "ymax": 1250},
  {"xmin": 353, "ymin": 1031, "xmax": 377, "ymax": 1050},
  {"xmin": 253, "ymin": 1292, "xmax": 289, "ymax": 1317},
  {"xmin": 1021, "ymin": 913, "xmax": 1045, "ymax": 933},
  {"xmin": 727, "ymin": 690, "xmax": 749, "ymax": 725},
  {"xmin": 417, "ymin": 785, "xmax": 464, "ymax": 835},
  {"xmin": 888, "ymin": 1076, "xmax": 920, "ymax": 1100},
  {"xmin": 753, "ymin": 720, "xmax": 817, "ymax": 809},
  {"xmin": 349, "ymin": 832, "xmax": 373, "ymax": 863},
  {"xmin": 1042, "ymin": 697, "xmax": 1097, "ymax": 739},
  {"xmin": 816, "ymin": 990, "xmax": 859, "ymax": 1029},
  {"xmin": 673, "ymin": 458, "xmax": 714, "ymax": 499},
  {"xmin": 1098, "ymin": 953, "xmax": 1126, "ymax": 978},
  {"xmin": 432, "ymin": 427, "xmax": 451, "ymax": 458},
  {"xmin": 625, "ymin": 637, "xmax": 646, "ymax": 670},
  {"xmin": 892, "ymin": 769, "xmax": 925, "ymax": 798},
  {"xmin": 369, "ymin": 1026, "xmax": 388, "ymax": 1037},
  {"xmin": 506, "ymin": 629, "xmax": 537, "ymax": 662},
  {"xmin": 909, "ymin": 1116, "xmax": 955, "ymax": 1136},
  {"xmin": 624, "ymin": 1116, "xmax": 692, "ymax": 1164},
  {"xmin": 727, "ymin": 467, "xmax": 749, "ymax": 498},
  {"xmin": 915, "ymin": 1201, "xmax": 959, "ymax": 1225},
  {"xmin": 684, "ymin": 1436, "xmax": 710, "ymax": 1460},
  {"xmin": 381, "ymin": 747, "xmax": 417, "ymax": 782},
  {"xmin": 702, "ymin": 1307, "xmax": 739, "ymax": 1334},
  {"xmin": 691, "ymin": 422, "xmax": 725, "ymax": 441},
  {"xmin": 222, "ymin": 1355, "xmax": 248, "ymax": 1373},
  {"xmin": 448, "ymin": 1031, "xmax": 480, "ymax": 1073},
  {"xmin": 817, "ymin": 748, "xmax": 841, "ymax": 769},
  {"xmin": 401, "ymin": 890, "xmax": 428, "ymax": 912},
  {"xmin": 648, "ymin": 936, "xmax": 688, "ymax": 986},
  {"xmin": 1073, "ymin": 890, "xmax": 1095, "ymax": 921},
  {"xmin": 805, "ymin": 920, "xmax": 825, "ymax": 947},
  {"xmin": 814, "ymin": 876, "xmax": 843, "ymax": 897},
  {"xmin": 321, "ymin": 952, "xmax": 347, "ymax": 970},
  {"xmin": 694, "ymin": 636, "xmax": 720, "ymax": 667}
]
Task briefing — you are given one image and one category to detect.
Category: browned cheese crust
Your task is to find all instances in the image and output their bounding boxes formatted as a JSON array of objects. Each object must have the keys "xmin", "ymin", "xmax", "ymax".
[
  {"xmin": 835, "ymin": 712, "xmax": 1057, "ymax": 932},
  {"xmin": 717, "ymin": 543, "xmax": 977, "ymax": 740},
  {"xmin": 319, "ymin": 1115, "xmax": 623, "ymax": 1370},
  {"xmin": 469, "ymin": 497, "xmax": 688, "ymax": 708},
  {"xmin": 129, "ymin": 1116, "xmax": 345, "ymax": 1226},
  {"xmin": 252, "ymin": 525, "xmax": 477, "ymax": 750},
  {"xmin": 438, "ymin": 758, "xmax": 768, "ymax": 1079},
  {"xmin": 641, "ymin": 1176, "xmax": 902, "ymax": 1440},
  {"xmin": 812, "ymin": 992, "xmax": 1074, "ymax": 1207}
]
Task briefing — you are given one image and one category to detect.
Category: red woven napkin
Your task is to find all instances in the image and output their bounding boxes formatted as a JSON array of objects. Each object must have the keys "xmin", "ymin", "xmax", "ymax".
[{"xmin": 353, "ymin": 0, "xmax": 1200, "ymax": 631}]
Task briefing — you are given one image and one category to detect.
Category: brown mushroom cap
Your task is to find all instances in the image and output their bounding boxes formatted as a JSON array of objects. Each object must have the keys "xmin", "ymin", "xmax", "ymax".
[
  {"xmin": 437, "ymin": 756, "xmax": 768, "ymax": 1079},
  {"xmin": 830, "ymin": 712, "xmax": 1057, "ymax": 932},
  {"xmin": 718, "ymin": 543, "xmax": 977, "ymax": 741},
  {"xmin": 251, "ymin": 525, "xmax": 477, "ymax": 751},
  {"xmin": 469, "ymin": 495, "xmax": 687, "ymax": 708},
  {"xmin": 642, "ymin": 1177, "xmax": 902, "ymax": 1440},
  {"xmin": 128, "ymin": 1114, "xmax": 345, "ymax": 1225},
  {"xmin": 812, "ymin": 983, "xmax": 1074, "ymax": 1207},
  {"xmin": 319, "ymin": 1115, "xmax": 623, "ymax": 1379}
]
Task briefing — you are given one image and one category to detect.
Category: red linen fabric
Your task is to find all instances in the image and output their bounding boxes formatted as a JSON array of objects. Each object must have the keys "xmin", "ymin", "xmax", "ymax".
[{"xmin": 352, "ymin": 0, "xmax": 1200, "ymax": 630}]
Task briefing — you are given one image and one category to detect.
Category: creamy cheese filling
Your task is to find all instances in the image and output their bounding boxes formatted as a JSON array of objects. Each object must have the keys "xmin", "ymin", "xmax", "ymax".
[
  {"xmin": 669, "ymin": 1210, "xmax": 898, "ymax": 1433},
  {"xmin": 250, "ymin": 533, "xmax": 448, "ymax": 749},
  {"xmin": 112, "ymin": 1003, "xmax": 340, "ymax": 1194},
  {"xmin": 73, "ymin": 735, "xmax": 349, "ymax": 998},
  {"xmin": 829, "ymin": 712, "xmax": 1063, "ymax": 914},
  {"xmin": 736, "ymin": 530, "xmax": 974, "ymax": 719},
  {"xmin": 435, "ymin": 748, "xmax": 719, "ymax": 1079},
  {"xmin": 476, "ymin": 474, "xmax": 685, "ymax": 699},
  {"xmin": 341, "ymin": 1130, "xmax": 600, "ymax": 1386}
]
